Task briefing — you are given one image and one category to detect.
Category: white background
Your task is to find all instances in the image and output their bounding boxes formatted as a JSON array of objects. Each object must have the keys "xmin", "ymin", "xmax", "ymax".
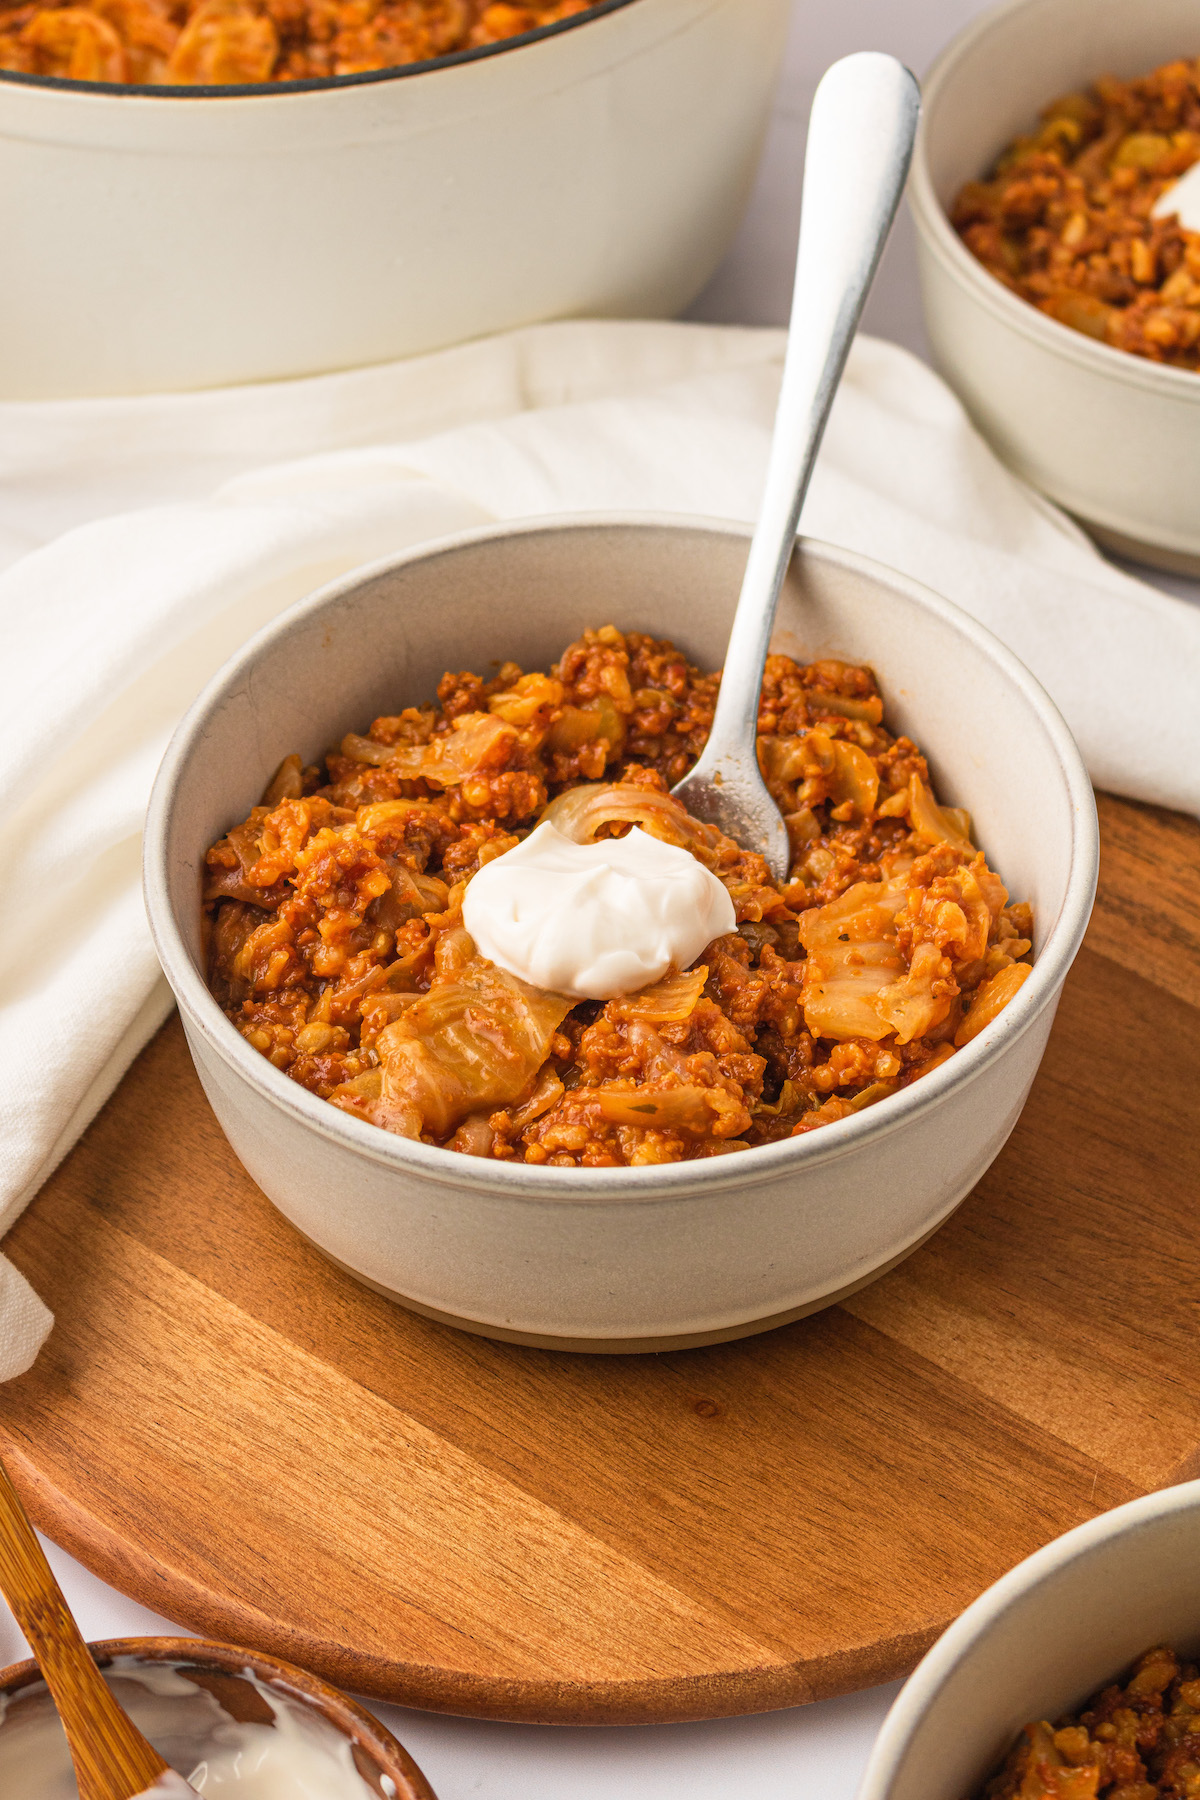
[{"xmin": 0, "ymin": 1, "xmax": 1100, "ymax": 1793}]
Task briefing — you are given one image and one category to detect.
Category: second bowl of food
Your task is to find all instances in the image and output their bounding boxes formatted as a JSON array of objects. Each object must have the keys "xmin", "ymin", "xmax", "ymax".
[
  {"xmin": 143, "ymin": 517, "xmax": 1097, "ymax": 1352},
  {"xmin": 857, "ymin": 1479, "xmax": 1200, "ymax": 1800},
  {"xmin": 911, "ymin": 0, "xmax": 1200, "ymax": 572}
]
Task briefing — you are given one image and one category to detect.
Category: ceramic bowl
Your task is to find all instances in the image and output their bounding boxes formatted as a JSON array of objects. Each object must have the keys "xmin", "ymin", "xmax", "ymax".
[
  {"xmin": 0, "ymin": 1635, "xmax": 435, "ymax": 1797},
  {"xmin": 0, "ymin": 0, "xmax": 790, "ymax": 401},
  {"xmin": 911, "ymin": 0, "xmax": 1200, "ymax": 575},
  {"xmin": 857, "ymin": 1480, "xmax": 1200, "ymax": 1800},
  {"xmin": 143, "ymin": 516, "xmax": 1098, "ymax": 1352}
]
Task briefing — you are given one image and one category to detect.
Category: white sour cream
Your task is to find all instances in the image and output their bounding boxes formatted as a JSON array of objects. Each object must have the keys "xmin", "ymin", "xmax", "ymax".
[
  {"xmin": 1152, "ymin": 160, "xmax": 1200, "ymax": 231},
  {"xmin": 462, "ymin": 820, "xmax": 736, "ymax": 1000},
  {"xmin": 0, "ymin": 1658, "xmax": 376, "ymax": 1800}
]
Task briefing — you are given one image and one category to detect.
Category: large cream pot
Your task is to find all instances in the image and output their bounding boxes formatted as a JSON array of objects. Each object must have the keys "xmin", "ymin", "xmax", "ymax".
[{"xmin": 0, "ymin": 0, "xmax": 790, "ymax": 399}]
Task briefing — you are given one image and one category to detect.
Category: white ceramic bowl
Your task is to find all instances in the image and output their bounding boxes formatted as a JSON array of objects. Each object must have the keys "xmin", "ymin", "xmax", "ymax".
[
  {"xmin": 0, "ymin": 0, "xmax": 789, "ymax": 400},
  {"xmin": 858, "ymin": 1480, "xmax": 1200, "ymax": 1800},
  {"xmin": 911, "ymin": 0, "xmax": 1200, "ymax": 574},
  {"xmin": 143, "ymin": 517, "xmax": 1098, "ymax": 1352}
]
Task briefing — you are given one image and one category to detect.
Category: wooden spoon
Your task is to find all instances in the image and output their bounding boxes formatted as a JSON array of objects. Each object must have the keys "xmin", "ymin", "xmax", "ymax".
[{"xmin": 0, "ymin": 1454, "xmax": 199, "ymax": 1799}]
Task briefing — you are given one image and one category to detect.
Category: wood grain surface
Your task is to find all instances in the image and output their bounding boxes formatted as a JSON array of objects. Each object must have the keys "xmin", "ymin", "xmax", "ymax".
[{"xmin": 0, "ymin": 792, "xmax": 1196, "ymax": 1726}]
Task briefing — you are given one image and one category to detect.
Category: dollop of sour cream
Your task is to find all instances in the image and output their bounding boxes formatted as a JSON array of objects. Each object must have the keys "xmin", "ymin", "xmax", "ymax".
[
  {"xmin": 135, "ymin": 1778, "xmax": 201, "ymax": 1800},
  {"xmin": 1152, "ymin": 160, "xmax": 1200, "ymax": 231},
  {"xmin": 462, "ymin": 820, "xmax": 736, "ymax": 1000}
]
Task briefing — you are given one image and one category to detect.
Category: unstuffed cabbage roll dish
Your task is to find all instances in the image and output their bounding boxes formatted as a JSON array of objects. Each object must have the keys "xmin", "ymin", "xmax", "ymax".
[
  {"xmin": 0, "ymin": 0, "xmax": 604, "ymax": 86},
  {"xmin": 203, "ymin": 626, "xmax": 1034, "ymax": 1169},
  {"xmin": 951, "ymin": 55, "xmax": 1200, "ymax": 371},
  {"xmin": 977, "ymin": 1645, "xmax": 1200, "ymax": 1800}
]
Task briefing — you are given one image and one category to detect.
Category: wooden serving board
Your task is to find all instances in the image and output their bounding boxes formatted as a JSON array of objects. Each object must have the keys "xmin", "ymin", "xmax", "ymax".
[{"xmin": 0, "ymin": 793, "xmax": 1197, "ymax": 1726}]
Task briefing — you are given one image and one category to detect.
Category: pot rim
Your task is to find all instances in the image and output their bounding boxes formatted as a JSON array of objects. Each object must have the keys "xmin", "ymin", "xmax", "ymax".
[
  {"xmin": 0, "ymin": 0, "xmax": 638, "ymax": 100},
  {"xmin": 0, "ymin": 1634, "xmax": 436, "ymax": 1799},
  {"xmin": 910, "ymin": 0, "xmax": 1200, "ymax": 403},
  {"xmin": 142, "ymin": 513, "xmax": 1098, "ymax": 1206},
  {"xmin": 855, "ymin": 1479, "xmax": 1200, "ymax": 1800}
]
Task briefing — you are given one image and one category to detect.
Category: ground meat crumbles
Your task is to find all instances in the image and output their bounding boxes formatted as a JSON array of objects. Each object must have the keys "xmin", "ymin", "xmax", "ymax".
[
  {"xmin": 203, "ymin": 626, "xmax": 1034, "ymax": 1168},
  {"xmin": 977, "ymin": 1646, "xmax": 1200, "ymax": 1800},
  {"xmin": 952, "ymin": 57, "xmax": 1200, "ymax": 368},
  {"xmin": 0, "ymin": 0, "xmax": 597, "ymax": 84}
]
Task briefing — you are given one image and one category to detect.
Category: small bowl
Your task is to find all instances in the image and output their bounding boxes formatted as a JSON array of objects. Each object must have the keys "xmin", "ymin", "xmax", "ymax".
[
  {"xmin": 856, "ymin": 1480, "xmax": 1200, "ymax": 1800},
  {"xmin": 0, "ymin": 1635, "xmax": 436, "ymax": 1798},
  {"xmin": 0, "ymin": 0, "xmax": 790, "ymax": 399},
  {"xmin": 910, "ymin": 0, "xmax": 1200, "ymax": 575},
  {"xmin": 143, "ymin": 516, "xmax": 1098, "ymax": 1353}
]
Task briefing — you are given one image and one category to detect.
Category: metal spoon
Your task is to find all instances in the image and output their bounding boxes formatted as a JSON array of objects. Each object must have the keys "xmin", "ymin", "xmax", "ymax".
[
  {"xmin": 0, "ymin": 1454, "xmax": 200, "ymax": 1800},
  {"xmin": 673, "ymin": 52, "xmax": 921, "ymax": 879}
]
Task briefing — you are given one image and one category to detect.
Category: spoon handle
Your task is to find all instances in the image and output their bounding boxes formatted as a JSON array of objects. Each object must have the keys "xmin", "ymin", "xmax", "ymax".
[
  {"xmin": 0, "ymin": 1454, "xmax": 172, "ymax": 1800},
  {"xmin": 679, "ymin": 54, "xmax": 920, "ymax": 861}
]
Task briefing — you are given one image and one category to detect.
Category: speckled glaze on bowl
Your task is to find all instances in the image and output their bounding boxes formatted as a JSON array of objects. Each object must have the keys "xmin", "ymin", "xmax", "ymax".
[
  {"xmin": 0, "ymin": 1636, "xmax": 436, "ymax": 1798},
  {"xmin": 911, "ymin": 0, "xmax": 1200, "ymax": 574},
  {"xmin": 143, "ymin": 517, "xmax": 1098, "ymax": 1352},
  {"xmin": 0, "ymin": 0, "xmax": 790, "ymax": 399},
  {"xmin": 857, "ymin": 1481, "xmax": 1200, "ymax": 1800}
]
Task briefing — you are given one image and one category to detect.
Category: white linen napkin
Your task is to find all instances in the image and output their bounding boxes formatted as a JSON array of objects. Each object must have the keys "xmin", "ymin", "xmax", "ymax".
[{"xmin": 2, "ymin": 317, "xmax": 1198, "ymax": 1377}]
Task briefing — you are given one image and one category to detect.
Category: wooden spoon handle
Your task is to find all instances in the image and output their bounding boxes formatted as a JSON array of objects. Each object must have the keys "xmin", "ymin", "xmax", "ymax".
[{"xmin": 0, "ymin": 1455, "xmax": 172, "ymax": 1800}]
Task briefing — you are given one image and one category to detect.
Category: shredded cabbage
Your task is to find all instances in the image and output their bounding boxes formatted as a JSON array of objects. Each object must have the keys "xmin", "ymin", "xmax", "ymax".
[{"xmin": 372, "ymin": 957, "xmax": 573, "ymax": 1139}]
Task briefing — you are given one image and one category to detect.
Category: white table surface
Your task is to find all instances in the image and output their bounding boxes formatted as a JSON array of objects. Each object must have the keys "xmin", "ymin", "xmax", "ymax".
[{"xmin": 0, "ymin": 2, "xmax": 1177, "ymax": 1793}]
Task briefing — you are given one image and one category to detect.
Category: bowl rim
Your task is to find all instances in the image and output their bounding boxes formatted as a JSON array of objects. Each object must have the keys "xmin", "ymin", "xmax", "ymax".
[
  {"xmin": 855, "ymin": 1478, "xmax": 1200, "ymax": 1800},
  {"xmin": 0, "ymin": 0, "xmax": 638, "ymax": 101},
  {"xmin": 0, "ymin": 1634, "xmax": 436, "ymax": 1798},
  {"xmin": 143, "ymin": 512, "xmax": 1099, "ymax": 1204},
  {"xmin": 909, "ymin": 0, "xmax": 1200, "ymax": 401}
]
